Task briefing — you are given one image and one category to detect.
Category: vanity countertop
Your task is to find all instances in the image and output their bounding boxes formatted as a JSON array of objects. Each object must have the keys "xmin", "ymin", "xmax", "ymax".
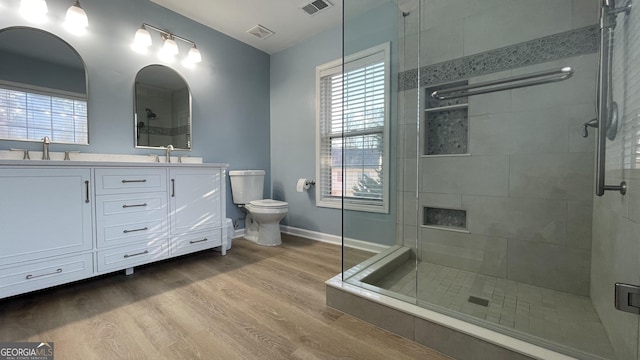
[
  {"xmin": 0, "ymin": 150, "xmax": 227, "ymax": 168},
  {"xmin": 0, "ymin": 160, "xmax": 229, "ymax": 168}
]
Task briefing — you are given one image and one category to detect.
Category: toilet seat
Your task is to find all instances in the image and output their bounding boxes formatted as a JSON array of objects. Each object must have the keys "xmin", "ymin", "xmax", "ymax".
[{"xmin": 248, "ymin": 199, "xmax": 288, "ymax": 209}]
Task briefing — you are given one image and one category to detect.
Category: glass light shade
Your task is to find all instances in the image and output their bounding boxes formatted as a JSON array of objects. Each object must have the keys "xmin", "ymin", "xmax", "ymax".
[
  {"xmin": 163, "ymin": 37, "xmax": 179, "ymax": 56},
  {"xmin": 133, "ymin": 28, "xmax": 152, "ymax": 48},
  {"xmin": 64, "ymin": 2, "xmax": 88, "ymax": 35},
  {"xmin": 187, "ymin": 46, "xmax": 202, "ymax": 63},
  {"xmin": 20, "ymin": 0, "xmax": 48, "ymax": 23}
]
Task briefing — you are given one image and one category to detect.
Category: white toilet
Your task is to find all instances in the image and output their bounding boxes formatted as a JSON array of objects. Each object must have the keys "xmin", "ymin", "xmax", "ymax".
[{"xmin": 228, "ymin": 170, "xmax": 288, "ymax": 246}]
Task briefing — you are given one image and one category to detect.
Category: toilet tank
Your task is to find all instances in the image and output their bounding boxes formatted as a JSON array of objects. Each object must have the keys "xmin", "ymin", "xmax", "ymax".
[{"xmin": 229, "ymin": 170, "xmax": 265, "ymax": 204}]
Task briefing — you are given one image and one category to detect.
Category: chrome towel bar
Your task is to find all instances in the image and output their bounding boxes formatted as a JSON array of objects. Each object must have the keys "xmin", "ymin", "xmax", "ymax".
[{"xmin": 430, "ymin": 66, "xmax": 574, "ymax": 100}]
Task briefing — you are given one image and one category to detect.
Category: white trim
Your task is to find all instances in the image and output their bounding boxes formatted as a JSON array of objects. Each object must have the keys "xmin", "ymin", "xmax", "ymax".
[
  {"xmin": 234, "ymin": 225, "xmax": 390, "ymax": 253},
  {"xmin": 326, "ymin": 275, "xmax": 577, "ymax": 360},
  {"xmin": 0, "ymin": 79, "xmax": 86, "ymax": 100},
  {"xmin": 280, "ymin": 225, "xmax": 389, "ymax": 253}
]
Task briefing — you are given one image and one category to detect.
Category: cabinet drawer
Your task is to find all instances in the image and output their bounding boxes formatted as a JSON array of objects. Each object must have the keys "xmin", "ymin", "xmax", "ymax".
[
  {"xmin": 0, "ymin": 253, "xmax": 93, "ymax": 299},
  {"xmin": 96, "ymin": 240, "xmax": 168, "ymax": 273},
  {"xmin": 95, "ymin": 168, "xmax": 167, "ymax": 195},
  {"xmin": 171, "ymin": 229, "xmax": 222, "ymax": 257},
  {"xmin": 96, "ymin": 193, "xmax": 168, "ymax": 248}
]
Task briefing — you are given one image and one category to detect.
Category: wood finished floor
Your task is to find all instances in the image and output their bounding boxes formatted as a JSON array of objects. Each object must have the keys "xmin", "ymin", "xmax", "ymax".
[{"xmin": 0, "ymin": 234, "xmax": 452, "ymax": 360}]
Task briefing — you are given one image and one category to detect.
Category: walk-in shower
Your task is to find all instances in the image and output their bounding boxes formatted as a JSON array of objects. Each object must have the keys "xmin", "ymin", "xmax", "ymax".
[{"xmin": 328, "ymin": 0, "xmax": 640, "ymax": 359}]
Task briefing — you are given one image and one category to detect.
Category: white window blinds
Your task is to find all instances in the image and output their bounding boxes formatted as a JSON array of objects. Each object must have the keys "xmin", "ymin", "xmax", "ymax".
[
  {"xmin": 0, "ymin": 84, "xmax": 88, "ymax": 144},
  {"xmin": 316, "ymin": 43, "xmax": 390, "ymax": 213}
]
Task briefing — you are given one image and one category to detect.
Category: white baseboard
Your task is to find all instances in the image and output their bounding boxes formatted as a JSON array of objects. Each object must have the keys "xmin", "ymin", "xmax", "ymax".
[
  {"xmin": 280, "ymin": 225, "xmax": 389, "ymax": 253},
  {"xmin": 232, "ymin": 225, "xmax": 390, "ymax": 254}
]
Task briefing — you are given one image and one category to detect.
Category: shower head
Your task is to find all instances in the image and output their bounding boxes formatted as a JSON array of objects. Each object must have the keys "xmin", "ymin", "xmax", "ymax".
[{"xmin": 146, "ymin": 108, "xmax": 157, "ymax": 120}]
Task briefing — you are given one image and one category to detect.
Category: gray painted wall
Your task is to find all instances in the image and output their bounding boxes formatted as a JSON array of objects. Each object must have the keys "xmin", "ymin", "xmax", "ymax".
[
  {"xmin": 0, "ymin": 0, "xmax": 271, "ymax": 224},
  {"xmin": 270, "ymin": 2, "xmax": 398, "ymax": 245}
]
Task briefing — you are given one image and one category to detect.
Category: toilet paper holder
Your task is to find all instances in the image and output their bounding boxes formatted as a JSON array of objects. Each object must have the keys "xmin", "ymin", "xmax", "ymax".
[{"xmin": 296, "ymin": 178, "xmax": 316, "ymax": 192}]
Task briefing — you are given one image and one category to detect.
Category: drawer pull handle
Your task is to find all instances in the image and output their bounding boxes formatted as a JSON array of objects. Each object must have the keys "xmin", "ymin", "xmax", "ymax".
[
  {"xmin": 123, "ymin": 227, "xmax": 148, "ymax": 233},
  {"xmin": 26, "ymin": 268, "xmax": 62, "ymax": 280},
  {"xmin": 121, "ymin": 179, "xmax": 147, "ymax": 183},
  {"xmin": 124, "ymin": 250, "xmax": 149, "ymax": 258},
  {"xmin": 122, "ymin": 203, "xmax": 148, "ymax": 208},
  {"xmin": 189, "ymin": 238, "xmax": 208, "ymax": 244}
]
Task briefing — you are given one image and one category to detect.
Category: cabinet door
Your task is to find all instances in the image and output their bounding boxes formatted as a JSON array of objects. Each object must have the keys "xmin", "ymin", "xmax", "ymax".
[
  {"xmin": 169, "ymin": 168, "xmax": 222, "ymax": 234},
  {"xmin": 0, "ymin": 168, "xmax": 93, "ymax": 265}
]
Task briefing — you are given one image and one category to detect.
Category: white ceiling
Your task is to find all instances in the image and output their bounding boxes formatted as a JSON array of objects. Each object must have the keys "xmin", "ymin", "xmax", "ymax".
[{"xmin": 149, "ymin": 0, "xmax": 391, "ymax": 55}]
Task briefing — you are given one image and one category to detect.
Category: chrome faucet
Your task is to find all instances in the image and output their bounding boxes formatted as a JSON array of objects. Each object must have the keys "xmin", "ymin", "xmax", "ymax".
[
  {"xmin": 42, "ymin": 136, "xmax": 50, "ymax": 160},
  {"xmin": 165, "ymin": 144, "xmax": 174, "ymax": 163},
  {"xmin": 10, "ymin": 148, "xmax": 30, "ymax": 160}
]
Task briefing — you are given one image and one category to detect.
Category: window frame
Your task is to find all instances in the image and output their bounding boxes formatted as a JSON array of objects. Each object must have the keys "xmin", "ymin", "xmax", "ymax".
[{"xmin": 315, "ymin": 42, "xmax": 390, "ymax": 214}]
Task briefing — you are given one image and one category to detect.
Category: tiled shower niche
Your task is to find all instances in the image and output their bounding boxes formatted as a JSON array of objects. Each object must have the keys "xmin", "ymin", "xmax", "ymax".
[
  {"xmin": 424, "ymin": 81, "xmax": 469, "ymax": 156},
  {"xmin": 423, "ymin": 207, "xmax": 467, "ymax": 230}
]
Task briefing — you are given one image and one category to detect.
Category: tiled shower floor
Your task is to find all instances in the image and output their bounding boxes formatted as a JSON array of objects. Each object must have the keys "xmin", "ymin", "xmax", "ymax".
[{"xmin": 371, "ymin": 260, "xmax": 615, "ymax": 359}]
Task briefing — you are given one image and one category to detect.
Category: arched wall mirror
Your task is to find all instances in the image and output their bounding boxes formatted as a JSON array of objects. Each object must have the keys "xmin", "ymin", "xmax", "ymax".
[
  {"xmin": 134, "ymin": 65, "xmax": 192, "ymax": 150},
  {"xmin": 0, "ymin": 27, "xmax": 88, "ymax": 144}
]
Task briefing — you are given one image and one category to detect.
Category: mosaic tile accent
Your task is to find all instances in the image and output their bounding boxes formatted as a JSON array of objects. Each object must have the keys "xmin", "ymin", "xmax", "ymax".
[
  {"xmin": 424, "ymin": 207, "xmax": 467, "ymax": 229},
  {"xmin": 425, "ymin": 108, "xmax": 468, "ymax": 155},
  {"xmin": 398, "ymin": 25, "xmax": 599, "ymax": 91}
]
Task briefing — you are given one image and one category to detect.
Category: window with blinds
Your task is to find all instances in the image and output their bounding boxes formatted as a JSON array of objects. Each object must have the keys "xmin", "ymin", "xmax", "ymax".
[
  {"xmin": 315, "ymin": 43, "xmax": 390, "ymax": 213},
  {"xmin": 0, "ymin": 83, "xmax": 88, "ymax": 144}
]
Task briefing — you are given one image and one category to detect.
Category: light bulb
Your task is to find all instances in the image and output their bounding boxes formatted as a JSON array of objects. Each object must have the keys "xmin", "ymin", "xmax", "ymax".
[
  {"xmin": 163, "ymin": 37, "xmax": 179, "ymax": 56},
  {"xmin": 186, "ymin": 46, "xmax": 202, "ymax": 64},
  {"xmin": 20, "ymin": 0, "xmax": 48, "ymax": 23},
  {"xmin": 131, "ymin": 27, "xmax": 152, "ymax": 53},
  {"xmin": 64, "ymin": 1, "xmax": 88, "ymax": 35}
]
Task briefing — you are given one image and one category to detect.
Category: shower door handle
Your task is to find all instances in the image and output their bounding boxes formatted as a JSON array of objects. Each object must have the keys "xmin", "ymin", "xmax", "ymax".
[{"xmin": 615, "ymin": 283, "xmax": 640, "ymax": 314}]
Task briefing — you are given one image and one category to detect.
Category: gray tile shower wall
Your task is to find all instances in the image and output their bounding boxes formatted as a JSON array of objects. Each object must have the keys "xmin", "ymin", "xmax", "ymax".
[{"xmin": 397, "ymin": 16, "xmax": 598, "ymax": 295}]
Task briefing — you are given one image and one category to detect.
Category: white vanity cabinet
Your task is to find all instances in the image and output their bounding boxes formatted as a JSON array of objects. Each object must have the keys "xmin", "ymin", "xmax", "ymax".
[
  {"xmin": 0, "ymin": 167, "xmax": 94, "ymax": 298},
  {"xmin": 169, "ymin": 167, "xmax": 226, "ymax": 256},
  {"xmin": 0, "ymin": 162, "xmax": 227, "ymax": 299}
]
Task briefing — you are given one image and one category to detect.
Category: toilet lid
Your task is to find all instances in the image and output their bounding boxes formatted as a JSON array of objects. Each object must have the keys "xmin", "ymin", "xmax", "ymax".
[{"xmin": 249, "ymin": 199, "xmax": 288, "ymax": 208}]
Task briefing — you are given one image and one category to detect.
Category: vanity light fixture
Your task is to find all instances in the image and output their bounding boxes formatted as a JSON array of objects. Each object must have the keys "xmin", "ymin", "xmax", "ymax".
[
  {"xmin": 64, "ymin": 0, "xmax": 89, "ymax": 35},
  {"xmin": 132, "ymin": 23, "xmax": 202, "ymax": 65},
  {"xmin": 20, "ymin": 0, "xmax": 48, "ymax": 23}
]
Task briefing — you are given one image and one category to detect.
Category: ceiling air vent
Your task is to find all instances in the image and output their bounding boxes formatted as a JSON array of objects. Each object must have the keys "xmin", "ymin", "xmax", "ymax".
[
  {"xmin": 301, "ymin": 0, "xmax": 332, "ymax": 16},
  {"xmin": 246, "ymin": 24, "xmax": 275, "ymax": 40}
]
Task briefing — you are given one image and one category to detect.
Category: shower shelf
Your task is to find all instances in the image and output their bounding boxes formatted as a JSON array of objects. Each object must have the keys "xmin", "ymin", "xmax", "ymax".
[
  {"xmin": 423, "ymin": 104, "xmax": 469, "ymax": 155},
  {"xmin": 423, "ymin": 207, "xmax": 467, "ymax": 230}
]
